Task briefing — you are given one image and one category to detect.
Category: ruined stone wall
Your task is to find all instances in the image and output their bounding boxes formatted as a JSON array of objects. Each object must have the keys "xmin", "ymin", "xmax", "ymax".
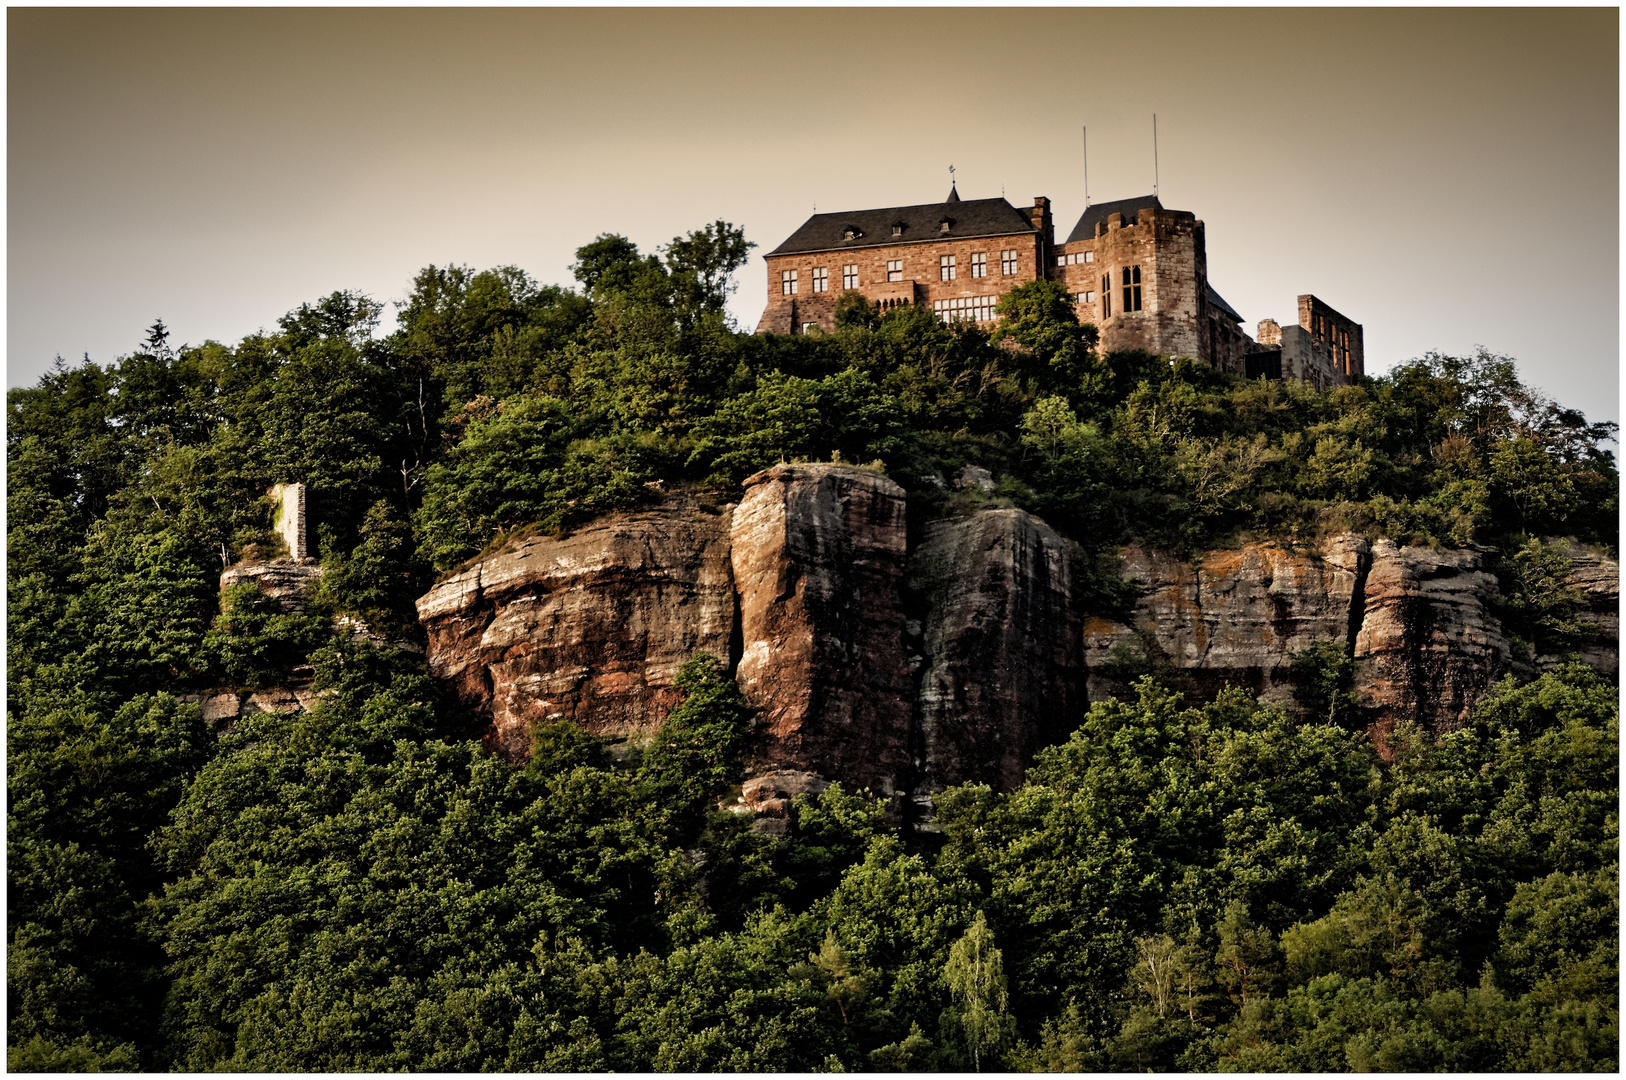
[
  {"xmin": 270, "ymin": 482, "xmax": 308, "ymax": 560},
  {"xmin": 1298, "ymin": 294, "xmax": 1364, "ymax": 383}
]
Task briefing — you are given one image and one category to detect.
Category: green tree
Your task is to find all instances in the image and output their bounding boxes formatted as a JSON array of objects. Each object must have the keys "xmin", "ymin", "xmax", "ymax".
[{"xmin": 942, "ymin": 911, "xmax": 1013, "ymax": 1070}]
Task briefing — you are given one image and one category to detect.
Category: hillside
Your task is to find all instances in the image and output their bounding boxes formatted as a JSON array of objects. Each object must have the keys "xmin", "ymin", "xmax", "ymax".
[{"xmin": 7, "ymin": 223, "xmax": 1618, "ymax": 1071}]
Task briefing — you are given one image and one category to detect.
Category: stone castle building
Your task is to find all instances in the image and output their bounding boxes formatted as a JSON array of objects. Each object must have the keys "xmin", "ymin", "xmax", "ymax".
[{"xmin": 756, "ymin": 185, "xmax": 1363, "ymax": 388}]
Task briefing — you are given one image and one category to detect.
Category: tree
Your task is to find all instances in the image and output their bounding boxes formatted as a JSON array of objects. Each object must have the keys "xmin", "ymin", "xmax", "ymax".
[
  {"xmin": 663, "ymin": 220, "xmax": 754, "ymax": 320},
  {"xmin": 992, "ymin": 278, "xmax": 1097, "ymax": 395},
  {"xmin": 942, "ymin": 911, "xmax": 1013, "ymax": 1070}
]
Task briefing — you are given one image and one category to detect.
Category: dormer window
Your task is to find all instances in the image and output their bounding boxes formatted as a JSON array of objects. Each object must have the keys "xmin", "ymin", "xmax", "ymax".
[
  {"xmin": 939, "ymin": 218, "xmax": 953, "ymax": 234},
  {"xmin": 842, "ymin": 225, "xmax": 862, "ymax": 242},
  {"xmin": 891, "ymin": 222, "xmax": 905, "ymax": 237}
]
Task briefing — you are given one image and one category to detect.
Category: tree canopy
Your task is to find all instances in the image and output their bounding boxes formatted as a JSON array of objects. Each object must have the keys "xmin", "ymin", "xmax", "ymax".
[{"xmin": 7, "ymin": 220, "xmax": 1617, "ymax": 1070}]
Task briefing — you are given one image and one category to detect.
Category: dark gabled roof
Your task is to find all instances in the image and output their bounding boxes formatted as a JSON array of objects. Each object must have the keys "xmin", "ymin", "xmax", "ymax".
[
  {"xmin": 1064, "ymin": 194, "xmax": 1164, "ymax": 244},
  {"xmin": 1206, "ymin": 283, "xmax": 1244, "ymax": 324},
  {"xmin": 767, "ymin": 196, "xmax": 1036, "ymax": 256}
]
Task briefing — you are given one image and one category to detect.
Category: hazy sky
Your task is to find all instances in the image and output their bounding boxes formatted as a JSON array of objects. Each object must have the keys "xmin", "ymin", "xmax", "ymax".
[{"xmin": 9, "ymin": 8, "xmax": 1619, "ymax": 424}]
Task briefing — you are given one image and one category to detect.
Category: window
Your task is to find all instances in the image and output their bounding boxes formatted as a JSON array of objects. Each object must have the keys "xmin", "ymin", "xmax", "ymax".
[
  {"xmin": 1001, "ymin": 250, "xmax": 1018, "ymax": 275},
  {"xmin": 1121, "ymin": 265, "xmax": 1142, "ymax": 311},
  {"xmin": 887, "ymin": 259, "xmax": 903, "ymax": 283},
  {"xmin": 1084, "ymin": 290, "xmax": 1096, "ymax": 303},
  {"xmin": 781, "ymin": 269, "xmax": 798, "ymax": 296},
  {"xmin": 939, "ymin": 254, "xmax": 956, "ymax": 281},
  {"xmin": 842, "ymin": 264, "xmax": 858, "ymax": 289},
  {"xmin": 811, "ymin": 266, "xmax": 829, "ymax": 293},
  {"xmin": 1056, "ymin": 255, "xmax": 1067, "ymax": 267},
  {"xmin": 1102, "ymin": 274, "xmax": 1111, "ymax": 317},
  {"xmin": 970, "ymin": 252, "xmax": 987, "ymax": 278},
  {"xmin": 1083, "ymin": 250, "xmax": 1095, "ymax": 263},
  {"xmin": 933, "ymin": 295, "xmax": 997, "ymax": 324}
]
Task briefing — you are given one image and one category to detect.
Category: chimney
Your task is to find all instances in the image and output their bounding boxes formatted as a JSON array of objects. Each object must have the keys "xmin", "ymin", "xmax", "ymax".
[
  {"xmin": 1030, "ymin": 196, "xmax": 1054, "ymax": 268},
  {"xmin": 1030, "ymin": 196, "xmax": 1052, "ymax": 241},
  {"xmin": 1257, "ymin": 318, "xmax": 1282, "ymax": 346}
]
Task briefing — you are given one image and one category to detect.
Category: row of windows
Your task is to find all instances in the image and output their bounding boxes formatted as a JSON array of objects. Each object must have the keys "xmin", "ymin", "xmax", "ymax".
[
  {"xmin": 933, "ymin": 295, "xmax": 998, "ymax": 324},
  {"xmin": 781, "ymin": 250, "xmax": 1023, "ymax": 295},
  {"xmin": 1056, "ymin": 250, "xmax": 1096, "ymax": 266}
]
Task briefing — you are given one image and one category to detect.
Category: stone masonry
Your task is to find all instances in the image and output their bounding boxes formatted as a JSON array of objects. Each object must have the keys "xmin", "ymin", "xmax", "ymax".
[
  {"xmin": 757, "ymin": 184, "xmax": 1364, "ymax": 387},
  {"xmin": 270, "ymin": 482, "xmax": 308, "ymax": 560}
]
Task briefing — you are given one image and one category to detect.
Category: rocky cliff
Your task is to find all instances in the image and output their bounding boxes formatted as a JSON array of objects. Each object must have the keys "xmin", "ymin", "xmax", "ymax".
[
  {"xmin": 730, "ymin": 464, "xmax": 914, "ymax": 814},
  {"xmin": 416, "ymin": 496, "xmax": 736, "ymax": 759},
  {"xmin": 414, "ymin": 469, "xmax": 1619, "ymax": 813},
  {"xmin": 910, "ymin": 508, "xmax": 1082, "ymax": 796}
]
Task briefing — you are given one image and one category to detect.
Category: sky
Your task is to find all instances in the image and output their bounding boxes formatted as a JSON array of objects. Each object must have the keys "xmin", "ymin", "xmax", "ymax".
[{"xmin": 8, "ymin": 7, "xmax": 1620, "ymax": 425}]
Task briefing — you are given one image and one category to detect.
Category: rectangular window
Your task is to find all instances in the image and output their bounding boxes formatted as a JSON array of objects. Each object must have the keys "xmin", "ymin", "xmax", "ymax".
[
  {"xmin": 842, "ymin": 264, "xmax": 858, "ymax": 289},
  {"xmin": 940, "ymin": 254, "xmax": 957, "ymax": 281},
  {"xmin": 1121, "ymin": 265, "xmax": 1142, "ymax": 311},
  {"xmin": 1084, "ymin": 290, "xmax": 1096, "ymax": 303},
  {"xmin": 1001, "ymin": 250, "xmax": 1018, "ymax": 275},
  {"xmin": 887, "ymin": 259, "xmax": 903, "ymax": 283},
  {"xmin": 781, "ymin": 269, "xmax": 798, "ymax": 296},
  {"xmin": 1083, "ymin": 250, "xmax": 1095, "ymax": 263},
  {"xmin": 1103, "ymin": 274, "xmax": 1111, "ymax": 317},
  {"xmin": 1056, "ymin": 255, "xmax": 1067, "ymax": 267},
  {"xmin": 970, "ymin": 252, "xmax": 987, "ymax": 278},
  {"xmin": 811, "ymin": 266, "xmax": 829, "ymax": 293},
  {"xmin": 932, "ymin": 295, "xmax": 998, "ymax": 324}
]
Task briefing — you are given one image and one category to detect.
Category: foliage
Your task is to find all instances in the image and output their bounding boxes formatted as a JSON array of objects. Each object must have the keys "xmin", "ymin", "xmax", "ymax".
[{"xmin": 6, "ymin": 219, "xmax": 1617, "ymax": 1069}]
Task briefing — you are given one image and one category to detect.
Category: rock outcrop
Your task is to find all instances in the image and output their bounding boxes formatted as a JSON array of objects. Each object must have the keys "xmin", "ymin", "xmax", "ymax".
[
  {"xmin": 411, "ymin": 474, "xmax": 1617, "ymax": 811},
  {"xmin": 910, "ymin": 508, "xmax": 1082, "ymax": 795},
  {"xmin": 1353, "ymin": 541, "xmax": 1511, "ymax": 731},
  {"xmin": 1084, "ymin": 536, "xmax": 1370, "ymax": 707},
  {"xmin": 219, "ymin": 559, "xmax": 324, "ymax": 612},
  {"xmin": 731, "ymin": 465, "xmax": 913, "ymax": 809},
  {"xmin": 415, "ymin": 497, "xmax": 737, "ymax": 759},
  {"xmin": 1548, "ymin": 542, "xmax": 1620, "ymax": 680}
]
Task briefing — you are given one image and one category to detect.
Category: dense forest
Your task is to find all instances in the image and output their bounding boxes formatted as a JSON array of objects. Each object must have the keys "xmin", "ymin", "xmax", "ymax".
[{"xmin": 8, "ymin": 221, "xmax": 1618, "ymax": 1071}]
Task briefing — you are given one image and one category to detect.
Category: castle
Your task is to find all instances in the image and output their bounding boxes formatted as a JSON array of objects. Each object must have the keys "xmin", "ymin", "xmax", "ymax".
[{"xmin": 755, "ymin": 185, "xmax": 1363, "ymax": 389}]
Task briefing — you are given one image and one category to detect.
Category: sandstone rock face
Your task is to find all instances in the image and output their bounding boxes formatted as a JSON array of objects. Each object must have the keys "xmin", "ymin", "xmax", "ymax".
[
  {"xmin": 415, "ymin": 497, "xmax": 736, "ymax": 759},
  {"xmin": 910, "ymin": 508, "xmax": 1082, "ymax": 793},
  {"xmin": 730, "ymin": 465, "xmax": 912, "ymax": 806},
  {"xmin": 410, "ymin": 465, "xmax": 1614, "ymax": 807},
  {"xmin": 1553, "ymin": 542, "xmax": 1619, "ymax": 679},
  {"xmin": 1084, "ymin": 536, "xmax": 1370, "ymax": 707},
  {"xmin": 1353, "ymin": 541, "xmax": 1511, "ymax": 731},
  {"xmin": 219, "ymin": 559, "xmax": 324, "ymax": 612}
]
